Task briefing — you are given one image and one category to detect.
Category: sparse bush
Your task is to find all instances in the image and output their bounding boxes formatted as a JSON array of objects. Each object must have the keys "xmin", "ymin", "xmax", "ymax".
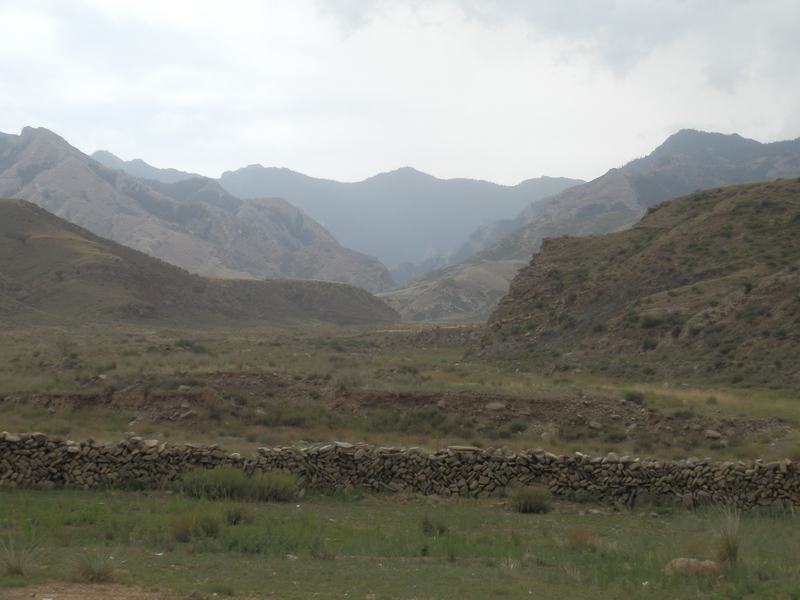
[
  {"xmin": 623, "ymin": 391, "xmax": 644, "ymax": 405},
  {"xmin": 178, "ymin": 468, "xmax": 297, "ymax": 502},
  {"xmin": 715, "ymin": 505, "xmax": 740, "ymax": 566},
  {"xmin": 421, "ymin": 514, "xmax": 449, "ymax": 536},
  {"xmin": 174, "ymin": 339, "xmax": 211, "ymax": 354},
  {"xmin": 194, "ymin": 512, "xmax": 222, "ymax": 538},
  {"xmin": 105, "ymin": 516, "xmax": 136, "ymax": 545},
  {"xmin": 567, "ymin": 526, "xmax": 599, "ymax": 551},
  {"xmin": 508, "ymin": 419, "xmax": 528, "ymax": 434},
  {"xmin": 508, "ymin": 486, "xmax": 552, "ymax": 514},
  {"xmin": 706, "ymin": 396, "xmax": 718, "ymax": 405},
  {"xmin": 169, "ymin": 511, "xmax": 222, "ymax": 542},
  {"xmin": 639, "ymin": 315, "xmax": 663, "ymax": 329},
  {"xmin": 75, "ymin": 548, "xmax": 121, "ymax": 582},
  {"xmin": 641, "ymin": 336, "xmax": 658, "ymax": 351},
  {"xmin": 334, "ymin": 369, "xmax": 365, "ymax": 390},
  {"xmin": 0, "ymin": 536, "xmax": 42, "ymax": 575},
  {"xmin": 603, "ymin": 430, "xmax": 627, "ymax": 443},
  {"xmin": 224, "ymin": 504, "xmax": 255, "ymax": 526},
  {"xmin": 309, "ymin": 536, "xmax": 336, "ymax": 560},
  {"xmin": 170, "ymin": 514, "xmax": 195, "ymax": 543}
]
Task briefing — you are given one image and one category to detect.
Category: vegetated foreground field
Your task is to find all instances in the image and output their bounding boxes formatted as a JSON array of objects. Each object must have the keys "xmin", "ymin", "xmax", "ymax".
[
  {"xmin": 2, "ymin": 323, "xmax": 800, "ymax": 461},
  {"xmin": 3, "ymin": 322, "xmax": 800, "ymax": 599},
  {"xmin": 2, "ymin": 486, "xmax": 800, "ymax": 600}
]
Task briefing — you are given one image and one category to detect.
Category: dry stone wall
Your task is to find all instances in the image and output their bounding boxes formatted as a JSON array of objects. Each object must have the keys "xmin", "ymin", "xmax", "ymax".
[{"xmin": 0, "ymin": 431, "xmax": 796, "ymax": 510}]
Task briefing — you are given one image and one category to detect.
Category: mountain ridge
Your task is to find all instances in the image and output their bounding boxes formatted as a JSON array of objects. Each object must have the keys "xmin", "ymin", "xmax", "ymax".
[
  {"xmin": 1, "ymin": 127, "xmax": 394, "ymax": 293},
  {"xmin": 380, "ymin": 130, "xmax": 800, "ymax": 322},
  {"xmin": 92, "ymin": 151, "xmax": 582, "ymax": 275}
]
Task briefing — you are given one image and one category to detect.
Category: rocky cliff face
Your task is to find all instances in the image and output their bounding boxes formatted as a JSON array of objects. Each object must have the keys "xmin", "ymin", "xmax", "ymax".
[{"xmin": 0, "ymin": 127, "xmax": 395, "ymax": 293}]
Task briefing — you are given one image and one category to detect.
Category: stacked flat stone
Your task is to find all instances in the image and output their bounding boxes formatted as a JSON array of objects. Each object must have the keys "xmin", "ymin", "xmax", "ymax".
[{"xmin": 0, "ymin": 432, "xmax": 796, "ymax": 510}]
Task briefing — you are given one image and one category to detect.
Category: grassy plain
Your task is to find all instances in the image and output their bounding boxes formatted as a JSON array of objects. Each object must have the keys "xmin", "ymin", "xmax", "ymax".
[
  {"xmin": 3, "ymin": 322, "xmax": 800, "ymax": 598},
  {"xmin": 2, "ymin": 322, "xmax": 800, "ymax": 459},
  {"xmin": 2, "ymin": 487, "xmax": 800, "ymax": 599}
]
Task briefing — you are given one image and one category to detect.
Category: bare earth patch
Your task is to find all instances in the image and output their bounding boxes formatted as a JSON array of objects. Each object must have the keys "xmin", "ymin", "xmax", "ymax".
[
  {"xmin": 0, "ymin": 582, "xmax": 183, "ymax": 600},
  {"xmin": 0, "ymin": 584, "xmax": 434, "ymax": 600}
]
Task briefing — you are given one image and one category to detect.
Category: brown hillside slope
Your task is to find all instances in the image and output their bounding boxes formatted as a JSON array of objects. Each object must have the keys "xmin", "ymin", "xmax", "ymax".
[
  {"xmin": 475, "ymin": 178, "xmax": 800, "ymax": 387},
  {"xmin": 0, "ymin": 198, "xmax": 399, "ymax": 327}
]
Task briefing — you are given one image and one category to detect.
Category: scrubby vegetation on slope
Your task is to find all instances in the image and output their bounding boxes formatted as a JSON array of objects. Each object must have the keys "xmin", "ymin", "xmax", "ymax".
[
  {"xmin": 479, "ymin": 178, "xmax": 800, "ymax": 387},
  {"xmin": 0, "ymin": 198, "xmax": 399, "ymax": 327}
]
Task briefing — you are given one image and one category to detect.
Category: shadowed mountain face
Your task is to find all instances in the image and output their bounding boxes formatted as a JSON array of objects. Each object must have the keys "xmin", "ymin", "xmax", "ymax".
[
  {"xmin": 90, "ymin": 150, "xmax": 202, "ymax": 183},
  {"xmin": 380, "ymin": 130, "xmax": 800, "ymax": 323},
  {"xmin": 92, "ymin": 152, "xmax": 582, "ymax": 283},
  {"xmin": 1, "ymin": 128, "xmax": 395, "ymax": 293},
  {"xmin": 0, "ymin": 198, "xmax": 400, "ymax": 327},
  {"xmin": 210, "ymin": 165, "xmax": 582, "ymax": 276},
  {"xmin": 474, "ymin": 178, "xmax": 800, "ymax": 386}
]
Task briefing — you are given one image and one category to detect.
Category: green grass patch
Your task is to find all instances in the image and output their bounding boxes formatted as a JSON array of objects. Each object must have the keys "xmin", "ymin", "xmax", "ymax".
[
  {"xmin": 177, "ymin": 469, "xmax": 297, "ymax": 503},
  {"xmin": 1, "ymin": 488, "xmax": 800, "ymax": 598}
]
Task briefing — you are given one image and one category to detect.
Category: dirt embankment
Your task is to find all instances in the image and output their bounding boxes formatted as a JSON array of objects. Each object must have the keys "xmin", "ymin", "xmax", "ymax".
[{"xmin": 4, "ymin": 371, "xmax": 790, "ymax": 450}]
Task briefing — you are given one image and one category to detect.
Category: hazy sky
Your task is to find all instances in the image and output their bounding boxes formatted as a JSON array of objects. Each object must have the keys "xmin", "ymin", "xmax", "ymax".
[{"xmin": 2, "ymin": 0, "xmax": 799, "ymax": 185}]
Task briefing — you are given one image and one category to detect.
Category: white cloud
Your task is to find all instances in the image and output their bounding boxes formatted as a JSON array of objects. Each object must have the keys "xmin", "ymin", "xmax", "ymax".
[{"xmin": 0, "ymin": 0, "xmax": 798, "ymax": 184}]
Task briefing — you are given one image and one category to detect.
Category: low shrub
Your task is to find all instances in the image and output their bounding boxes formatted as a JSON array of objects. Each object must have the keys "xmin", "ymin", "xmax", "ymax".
[
  {"xmin": 0, "ymin": 535, "xmax": 42, "ymax": 575},
  {"xmin": 623, "ymin": 391, "xmax": 645, "ymax": 405},
  {"xmin": 224, "ymin": 504, "xmax": 256, "ymax": 525},
  {"xmin": 169, "ymin": 511, "xmax": 222, "ymax": 542},
  {"xmin": 194, "ymin": 513, "xmax": 222, "ymax": 538},
  {"xmin": 309, "ymin": 536, "xmax": 336, "ymax": 560},
  {"xmin": 75, "ymin": 548, "xmax": 120, "ymax": 582},
  {"xmin": 715, "ymin": 505, "xmax": 740, "ymax": 566},
  {"xmin": 508, "ymin": 419, "xmax": 529, "ymax": 434},
  {"xmin": 567, "ymin": 526, "xmax": 600, "ymax": 551},
  {"xmin": 177, "ymin": 468, "xmax": 297, "ymax": 502},
  {"xmin": 641, "ymin": 336, "xmax": 658, "ymax": 350},
  {"xmin": 508, "ymin": 486, "xmax": 552, "ymax": 514},
  {"xmin": 421, "ymin": 514, "xmax": 449, "ymax": 536}
]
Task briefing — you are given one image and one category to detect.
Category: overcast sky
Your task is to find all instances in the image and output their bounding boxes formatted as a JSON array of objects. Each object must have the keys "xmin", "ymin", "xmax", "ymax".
[{"xmin": 2, "ymin": 0, "xmax": 799, "ymax": 185}]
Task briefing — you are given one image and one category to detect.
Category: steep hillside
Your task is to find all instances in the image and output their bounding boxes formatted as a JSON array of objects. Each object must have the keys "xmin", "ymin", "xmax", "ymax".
[
  {"xmin": 0, "ymin": 127, "xmax": 394, "ymax": 292},
  {"xmin": 0, "ymin": 199, "xmax": 399, "ymax": 327},
  {"xmin": 383, "ymin": 130, "xmax": 800, "ymax": 323},
  {"xmin": 476, "ymin": 178, "xmax": 800, "ymax": 386}
]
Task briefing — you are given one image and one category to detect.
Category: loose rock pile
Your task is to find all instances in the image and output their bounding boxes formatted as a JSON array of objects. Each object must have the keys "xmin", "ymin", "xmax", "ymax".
[{"xmin": 1, "ymin": 432, "xmax": 796, "ymax": 510}]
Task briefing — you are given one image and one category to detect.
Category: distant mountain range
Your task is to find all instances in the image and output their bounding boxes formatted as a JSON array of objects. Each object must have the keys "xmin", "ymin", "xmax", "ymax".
[
  {"xmin": 475, "ymin": 178, "xmax": 800, "ymax": 386},
  {"xmin": 0, "ymin": 128, "xmax": 394, "ymax": 293},
  {"xmin": 0, "ymin": 198, "xmax": 399, "ymax": 327},
  {"xmin": 7, "ymin": 125, "xmax": 800, "ymax": 327},
  {"xmin": 380, "ymin": 130, "xmax": 800, "ymax": 322},
  {"xmin": 90, "ymin": 152, "xmax": 582, "ymax": 281}
]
